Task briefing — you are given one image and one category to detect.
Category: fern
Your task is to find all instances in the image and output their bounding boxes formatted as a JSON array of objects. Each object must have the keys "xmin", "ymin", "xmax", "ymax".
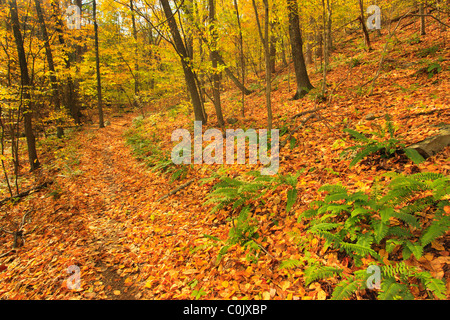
[
  {"xmin": 341, "ymin": 115, "xmax": 425, "ymax": 167},
  {"xmin": 420, "ymin": 216, "xmax": 450, "ymax": 247},
  {"xmin": 416, "ymin": 272, "xmax": 447, "ymax": 299},
  {"xmin": 379, "ymin": 278, "xmax": 413, "ymax": 300},
  {"xmin": 304, "ymin": 265, "xmax": 342, "ymax": 286},
  {"xmin": 331, "ymin": 277, "xmax": 363, "ymax": 300},
  {"xmin": 278, "ymin": 259, "xmax": 303, "ymax": 270}
]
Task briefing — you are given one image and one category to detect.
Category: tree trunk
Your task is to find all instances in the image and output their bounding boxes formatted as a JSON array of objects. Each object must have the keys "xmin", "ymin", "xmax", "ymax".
[
  {"xmin": 9, "ymin": 0, "xmax": 39, "ymax": 170},
  {"xmin": 419, "ymin": 2, "xmax": 426, "ymax": 35},
  {"xmin": 287, "ymin": 0, "xmax": 314, "ymax": 99},
  {"xmin": 209, "ymin": 0, "xmax": 225, "ymax": 128},
  {"xmin": 358, "ymin": 0, "xmax": 372, "ymax": 50},
  {"xmin": 93, "ymin": 0, "xmax": 104, "ymax": 128},
  {"xmin": 160, "ymin": 0, "xmax": 206, "ymax": 123},
  {"xmin": 252, "ymin": 0, "xmax": 273, "ymax": 130},
  {"xmin": 263, "ymin": 0, "xmax": 273, "ymax": 130},
  {"xmin": 269, "ymin": 32, "xmax": 277, "ymax": 73},
  {"xmin": 233, "ymin": 0, "xmax": 246, "ymax": 117},
  {"xmin": 34, "ymin": 0, "xmax": 64, "ymax": 138},
  {"xmin": 130, "ymin": 0, "xmax": 139, "ymax": 95},
  {"xmin": 51, "ymin": 0, "xmax": 81, "ymax": 125}
]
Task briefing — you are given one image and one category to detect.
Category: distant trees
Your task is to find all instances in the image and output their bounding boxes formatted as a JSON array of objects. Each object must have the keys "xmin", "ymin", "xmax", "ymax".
[{"xmin": 1, "ymin": 0, "xmax": 448, "ymax": 180}]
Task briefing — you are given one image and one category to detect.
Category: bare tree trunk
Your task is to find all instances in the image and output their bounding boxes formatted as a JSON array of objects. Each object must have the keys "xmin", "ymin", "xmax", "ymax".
[
  {"xmin": 233, "ymin": 0, "xmax": 246, "ymax": 117},
  {"xmin": 305, "ymin": 18, "xmax": 314, "ymax": 65},
  {"xmin": 34, "ymin": 0, "xmax": 64, "ymax": 138},
  {"xmin": 269, "ymin": 31, "xmax": 277, "ymax": 73},
  {"xmin": 160, "ymin": 0, "xmax": 206, "ymax": 123},
  {"xmin": 9, "ymin": 0, "xmax": 39, "ymax": 171},
  {"xmin": 358, "ymin": 0, "xmax": 372, "ymax": 50},
  {"xmin": 419, "ymin": 2, "xmax": 426, "ymax": 35},
  {"xmin": 130, "ymin": 0, "xmax": 139, "ymax": 95},
  {"xmin": 51, "ymin": 0, "xmax": 81, "ymax": 125},
  {"xmin": 93, "ymin": 0, "xmax": 104, "ymax": 128},
  {"xmin": 209, "ymin": 0, "xmax": 224, "ymax": 128},
  {"xmin": 287, "ymin": 0, "xmax": 314, "ymax": 99},
  {"xmin": 252, "ymin": 0, "xmax": 273, "ymax": 130}
]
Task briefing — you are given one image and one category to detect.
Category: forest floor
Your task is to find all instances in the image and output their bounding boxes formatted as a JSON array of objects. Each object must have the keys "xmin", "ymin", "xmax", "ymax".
[{"xmin": 0, "ymin": 17, "xmax": 449, "ymax": 300}]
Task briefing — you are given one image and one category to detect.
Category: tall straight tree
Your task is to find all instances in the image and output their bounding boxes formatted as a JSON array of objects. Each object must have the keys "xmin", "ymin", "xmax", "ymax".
[
  {"xmin": 34, "ymin": 0, "xmax": 64, "ymax": 138},
  {"xmin": 287, "ymin": 0, "xmax": 314, "ymax": 99},
  {"xmin": 159, "ymin": 0, "xmax": 206, "ymax": 123},
  {"xmin": 9, "ymin": 0, "xmax": 40, "ymax": 170},
  {"xmin": 358, "ymin": 0, "xmax": 372, "ymax": 50},
  {"xmin": 93, "ymin": 0, "xmax": 104, "ymax": 128},
  {"xmin": 252, "ymin": 0, "xmax": 273, "ymax": 130},
  {"xmin": 209, "ymin": 0, "xmax": 224, "ymax": 128},
  {"xmin": 130, "ymin": 0, "xmax": 139, "ymax": 95},
  {"xmin": 233, "ymin": 0, "xmax": 246, "ymax": 117},
  {"xmin": 51, "ymin": 0, "xmax": 81, "ymax": 125}
]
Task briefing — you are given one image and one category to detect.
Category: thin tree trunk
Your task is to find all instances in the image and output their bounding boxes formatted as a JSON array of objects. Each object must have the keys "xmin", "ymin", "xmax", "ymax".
[
  {"xmin": 233, "ymin": 0, "xmax": 246, "ymax": 117},
  {"xmin": 93, "ymin": 0, "xmax": 104, "ymax": 128},
  {"xmin": 287, "ymin": 0, "xmax": 314, "ymax": 99},
  {"xmin": 209, "ymin": 0, "xmax": 224, "ymax": 128},
  {"xmin": 130, "ymin": 0, "xmax": 139, "ymax": 95},
  {"xmin": 358, "ymin": 0, "xmax": 372, "ymax": 50},
  {"xmin": 419, "ymin": 2, "xmax": 426, "ymax": 35},
  {"xmin": 9, "ymin": 0, "xmax": 40, "ymax": 171},
  {"xmin": 34, "ymin": 0, "xmax": 64, "ymax": 138},
  {"xmin": 252, "ymin": 0, "xmax": 273, "ymax": 130},
  {"xmin": 160, "ymin": 0, "xmax": 206, "ymax": 123}
]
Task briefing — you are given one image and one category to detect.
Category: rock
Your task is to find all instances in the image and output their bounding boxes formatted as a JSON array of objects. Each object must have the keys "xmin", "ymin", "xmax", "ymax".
[{"xmin": 407, "ymin": 127, "xmax": 450, "ymax": 159}]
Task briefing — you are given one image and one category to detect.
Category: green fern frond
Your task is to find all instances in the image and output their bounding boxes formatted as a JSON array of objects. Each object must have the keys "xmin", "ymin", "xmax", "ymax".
[
  {"xmin": 331, "ymin": 277, "xmax": 363, "ymax": 300},
  {"xmin": 339, "ymin": 242, "xmax": 377, "ymax": 258},
  {"xmin": 416, "ymin": 272, "xmax": 447, "ymax": 299},
  {"xmin": 319, "ymin": 184, "xmax": 348, "ymax": 195},
  {"xmin": 278, "ymin": 259, "xmax": 303, "ymax": 270},
  {"xmin": 379, "ymin": 278, "xmax": 413, "ymax": 300},
  {"xmin": 381, "ymin": 262, "xmax": 416, "ymax": 278},
  {"xmin": 420, "ymin": 216, "xmax": 450, "ymax": 247},
  {"xmin": 304, "ymin": 265, "xmax": 342, "ymax": 286}
]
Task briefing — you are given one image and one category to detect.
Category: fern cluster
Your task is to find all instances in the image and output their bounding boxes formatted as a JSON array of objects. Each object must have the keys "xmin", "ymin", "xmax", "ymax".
[
  {"xmin": 298, "ymin": 172, "xmax": 449, "ymax": 299},
  {"xmin": 341, "ymin": 114, "xmax": 425, "ymax": 167},
  {"xmin": 202, "ymin": 170, "xmax": 303, "ymax": 262}
]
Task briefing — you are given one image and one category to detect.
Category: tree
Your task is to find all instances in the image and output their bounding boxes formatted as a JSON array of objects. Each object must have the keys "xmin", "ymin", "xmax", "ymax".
[
  {"xmin": 252, "ymin": 0, "xmax": 273, "ymax": 130},
  {"xmin": 34, "ymin": 0, "xmax": 64, "ymax": 138},
  {"xmin": 9, "ymin": 0, "xmax": 40, "ymax": 170},
  {"xmin": 51, "ymin": 0, "xmax": 81, "ymax": 125},
  {"xmin": 358, "ymin": 0, "xmax": 372, "ymax": 50},
  {"xmin": 287, "ymin": 0, "xmax": 314, "ymax": 100},
  {"xmin": 130, "ymin": 0, "xmax": 139, "ymax": 95},
  {"xmin": 93, "ymin": 0, "xmax": 104, "ymax": 128},
  {"xmin": 160, "ymin": 0, "xmax": 207, "ymax": 123},
  {"xmin": 209, "ymin": 0, "xmax": 225, "ymax": 128},
  {"xmin": 233, "ymin": 0, "xmax": 246, "ymax": 117}
]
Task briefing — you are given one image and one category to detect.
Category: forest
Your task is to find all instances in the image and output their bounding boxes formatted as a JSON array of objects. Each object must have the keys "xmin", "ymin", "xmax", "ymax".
[{"xmin": 0, "ymin": 0, "xmax": 449, "ymax": 301}]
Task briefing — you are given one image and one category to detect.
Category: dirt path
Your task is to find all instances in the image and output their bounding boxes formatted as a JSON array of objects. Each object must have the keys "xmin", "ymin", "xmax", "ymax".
[{"xmin": 73, "ymin": 116, "xmax": 155, "ymax": 299}]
